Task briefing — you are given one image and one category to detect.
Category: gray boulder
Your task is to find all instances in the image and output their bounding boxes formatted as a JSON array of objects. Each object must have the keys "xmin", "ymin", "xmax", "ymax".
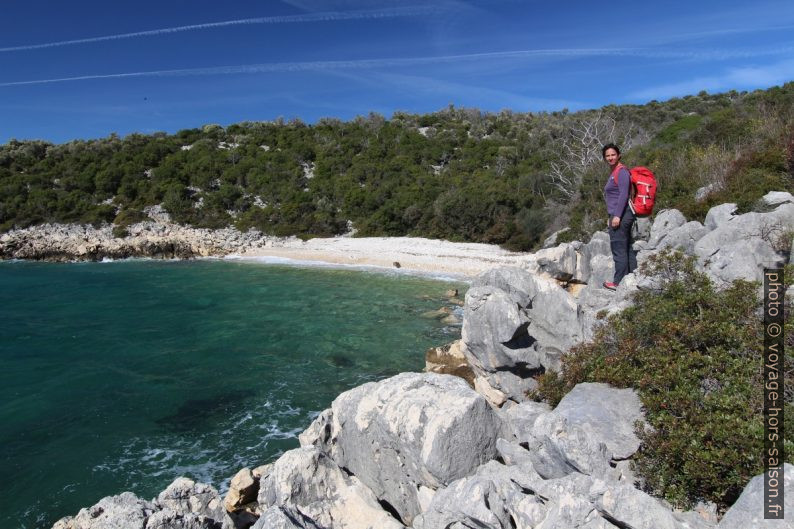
[
  {"xmin": 577, "ymin": 278, "xmax": 617, "ymax": 313},
  {"xmin": 701, "ymin": 238, "xmax": 782, "ymax": 286},
  {"xmin": 476, "ymin": 370, "xmax": 537, "ymax": 407},
  {"xmin": 530, "ymin": 412, "xmax": 612, "ymax": 478},
  {"xmin": 649, "ymin": 221, "xmax": 709, "ymax": 254},
  {"xmin": 299, "ymin": 373, "xmax": 501, "ymax": 526},
  {"xmin": 704, "ymin": 203, "xmax": 738, "ymax": 231},
  {"xmin": 530, "ymin": 473, "xmax": 711, "ymax": 529},
  {"xmin": 586, "ymin": 231, "xmax": 612, "ymax": 257},
  {"xmin": 462, "ymin": 285, "xmax": 538, "ymax": 374},
  {"xmin": 648, "ymin": 209, "xmax": 687, "ymax": 248},
  {"xmin": 718, "ymin": 463, "xmax": 793, "ymax": 528},
  {"xmin": 577, "ymin": 279, "xmax": 636, "ymax": 347},
  {"xmin": 471, "ymin": 266, "xmax": 538, "ymax": 308},
  {"xmin": 532, "ymin": 242, "xmax": 581, "ymax": 282},
  {"xmin": 251, "ymin": 506, "xmax": 321, "ymax": 529},
  {"xmin": 520, "ymin": 276, "xmax": 584, "ymax": 367},
  {"xmin": 497, "ymin": 384, "xmax": 644, "ymax": 482},
  {"xmin": 695, "ymin": 182, "xmax": 721, "ymax": 202},
  {"xmin": 695, "ymin": 203, "xmax": 794, "ymax": 286},
  {"xmin": 495, "ymin": 438, "xmax": 536, "ymax": 467},
  {"xmin": 472, "ymin": 374, "xmax": 510, "ymax": 407},
  {"xmin": 497, "ymin": 400, "xmax": 551, "ymax": 441},
  {"xmin": 298, "ymin": 408, "xmax": 334, "ymax": 451},
  {"xmin": 496, "ymin": 411, "xmax": 612, "ymax": 481},
  {"xmin": 257, "ymin": 446, "xmax": 406, "ymax": 529},
  {"xmin": 587, "ymin": 254, "xmax": 614, "ymax": 289},
  {"xmin": 613, "ymin": 273, "xmax": 641, "ymax": 305},
  {"xmin": 762, "ymin": 191, "xmax": 794, "ymax": 207},
  {"xmin": 579, "ymin": 232, "xmax": 615, "ymax": 287},
  {"xmin": 553, "ymin": 383, "xmax": 644, "ymax": 460},
  {"xmin": 595, "ymin": 479, "xmax": 710, "ymax": 529},
  {"xmin": 52, "ymin": 492, "xmax": 155, "ymax": 529},
  {"xmin": 144, "ymin": 510, "xmax": 221, "ymax": 529},
  {"xmin": 529, "ymin": 233, "xmax": 613, "ymax": 285},
  {"xmin": 524, "ymin": 473, "xmax": 617, "ymax": 529},
  {"xmin": 462, "ymin": 284, "xmax": 541, "ymax": 400},
  {"xmin": 466, "ymin": 268, "xmax": 584, "ymax": 378},
  {"xmin": 523, "ymin": 433, "xmax": 586, "ymax": 479},
  {"xmin": 154, "ymin": 478, "xmax": 230, "ymax": 527},
  {"xmin": 413, "ymin": 461, "xmax": 548, "ymax": 529}
]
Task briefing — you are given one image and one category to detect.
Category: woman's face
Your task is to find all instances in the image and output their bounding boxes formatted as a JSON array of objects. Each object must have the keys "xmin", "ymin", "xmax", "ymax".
[{"xmin": 603, "ymin": 148, "xmax": 620, "ymax": 166}]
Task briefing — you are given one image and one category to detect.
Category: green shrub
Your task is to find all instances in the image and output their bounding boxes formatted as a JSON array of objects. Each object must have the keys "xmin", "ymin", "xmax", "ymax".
[
  {"xmin": 113, "ymin": 207, "xmax": 147, "ymax": 226},
  {"xmin": 535, "ymin": 251, "xmax": 793, "ymax": 509},
  {"xmin": 112, "ymin": 208, "xmax": 148, "ymax": 237},
  {"xmin": 655, "ymin": 114, "xmax": 703, "ymax": 144}
]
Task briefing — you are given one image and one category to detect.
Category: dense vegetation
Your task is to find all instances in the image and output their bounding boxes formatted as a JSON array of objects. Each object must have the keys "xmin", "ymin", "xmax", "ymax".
[
  {"xmin": 1, "ymin": 83, "xmax": 792, "ymax": 248},
  {"xmin": 535, "ymin": 252, "xmax": 794, "ymax": 510}
]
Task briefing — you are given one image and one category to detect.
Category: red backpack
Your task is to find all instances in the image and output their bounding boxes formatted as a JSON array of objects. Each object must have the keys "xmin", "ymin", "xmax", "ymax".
[{"xmin": 612, "ymin": 165, "xmax": 657, "ymax": 216}]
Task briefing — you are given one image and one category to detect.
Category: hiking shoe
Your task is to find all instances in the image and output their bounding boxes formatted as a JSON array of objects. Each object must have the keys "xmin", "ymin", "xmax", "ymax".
[{"xmin": 603, "ymin": 281, "xmax": 617, "ymax": 291}]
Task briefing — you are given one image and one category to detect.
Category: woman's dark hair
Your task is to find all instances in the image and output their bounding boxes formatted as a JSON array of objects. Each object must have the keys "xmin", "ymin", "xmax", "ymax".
[{"xmin": 601, "ymin": 143, "xmax": 621, "ymax": 159}]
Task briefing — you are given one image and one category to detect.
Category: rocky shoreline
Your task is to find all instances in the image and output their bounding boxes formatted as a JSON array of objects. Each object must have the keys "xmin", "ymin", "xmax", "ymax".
[
  {"xmin": 0, "ymin": 221, "xmax": 291, "ymax": 262},
  {"xmin": 0, "ymin": 215, "xmax": 531, "ymax": 278},
  {"xmin": 33, "ymin": 192, "xmax": 794, "ymax": 528}
]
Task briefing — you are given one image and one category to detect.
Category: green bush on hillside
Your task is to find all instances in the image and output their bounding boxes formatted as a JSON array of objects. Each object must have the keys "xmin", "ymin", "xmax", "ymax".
[
  {"xmin": 535, "ymin": 251, "xmax": 794, "ymax": 510},
  {"xmin": 1, "ymin": 83, "xmax": 793, "ymax": 246}
]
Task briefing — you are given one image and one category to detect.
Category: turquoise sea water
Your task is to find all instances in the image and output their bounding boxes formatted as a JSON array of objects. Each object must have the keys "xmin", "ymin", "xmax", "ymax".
[{"xmin": 0, "ymin": 259, "xmax": 466, "ymax": 528}]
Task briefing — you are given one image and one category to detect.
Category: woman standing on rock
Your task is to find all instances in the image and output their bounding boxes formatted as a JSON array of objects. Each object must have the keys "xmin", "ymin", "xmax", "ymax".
[{"xmin": 602, "ymin": 143, "xmax": 636, "ymax": 290}]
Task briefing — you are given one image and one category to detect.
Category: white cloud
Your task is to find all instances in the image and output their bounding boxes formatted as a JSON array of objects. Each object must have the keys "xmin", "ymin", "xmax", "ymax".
[
  {"xmin": 3, "ymin": 46, "xmax": 793, "ymax": 87},
  {"xmin": 0, "ymin": 6, "xmax": 441, "ymax": 53},
  {"xmin": 628, "ymin": 58, "xmax": 794, "ymax": 101},
  {"xmin": 373, "ymin": 72, "xmax": 585, "ymax": 110}
]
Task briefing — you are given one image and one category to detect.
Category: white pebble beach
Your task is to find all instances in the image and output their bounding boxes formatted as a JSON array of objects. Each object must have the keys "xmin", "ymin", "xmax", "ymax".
[{"xmin": 233, "ymin": 236, "xmax": 531, "ymax": 279}]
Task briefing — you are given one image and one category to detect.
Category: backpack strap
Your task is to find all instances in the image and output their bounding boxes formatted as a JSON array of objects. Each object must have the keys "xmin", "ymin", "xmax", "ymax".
[{"xmin": 611, "ymin": 164, "xmax": 628, "ymax": 186}]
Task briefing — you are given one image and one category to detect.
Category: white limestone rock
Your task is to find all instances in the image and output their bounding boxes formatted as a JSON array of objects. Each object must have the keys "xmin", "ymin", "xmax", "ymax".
[
  {"xmin": 553, "ymin": 383, "xmax": 644, "ymax": 460},
  {"xmin": 154, "ymin": 478, "xmax": 231, "ymax": 528},
  {"xmin": 762, "ymin": 191, "xmax": 794, "ymax": 207},
  {"xmin": 648, "ymin": 209, "xmax": 688, "ymax": 248},
  {"xmin": 257, "ymin": 446, "xmax": 406, "ymax": 529},
  {"xmin": 497, "ymin": 400, "xmax": 552, "ymax": 441},
  {"xmin": 649, "ymin": 221, "xmax": 710, "ymax": 254},
  {"xmin": 704, "ymin": 203, "xmax": 738, "ymax": 231},
  {"xmin": 251, "ymin": 506, "xmax": 321, "ymax": 529},
  {"xmin": 467, "ymin": 267, "xmax": 584, "ymax": 374},
  {"xmin": 695, "ymin": 203, "xmax": 794, "ymax": 286},
  {"xmin": 412, "ymin": 461, "xmax": 547, "ymax": 529},
  {"xmin": 299, "ymin": 372, "xmax": 502, "ymax": 526},
  {"xmin": 717, "ymin": 463, "xmax": 794, "ymax": 528},
  {"xmin": 52, "ymin": 492, "xmax": 155, "ymax": 529}
]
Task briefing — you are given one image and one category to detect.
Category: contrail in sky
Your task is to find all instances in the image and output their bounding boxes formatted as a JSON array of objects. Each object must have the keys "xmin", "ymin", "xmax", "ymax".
[
  {"xmin": 0, "ymin": 6, "xmax": 440, "ymax": 53},
  {"xmin": 2, "ymin": 46, "xmax": 792, "ymax": 87}
]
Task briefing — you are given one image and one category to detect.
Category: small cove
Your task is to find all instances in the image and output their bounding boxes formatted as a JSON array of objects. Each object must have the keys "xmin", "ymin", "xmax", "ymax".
[{"xmin": 0, "ymin": 259, "xmax": 466, "ymax": 528}]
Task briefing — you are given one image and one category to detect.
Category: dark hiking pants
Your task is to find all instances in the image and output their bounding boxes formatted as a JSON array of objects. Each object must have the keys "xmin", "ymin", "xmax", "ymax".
[{"xmin": 609, "ymin": 209, "xmax": 637, "ymax": 285}]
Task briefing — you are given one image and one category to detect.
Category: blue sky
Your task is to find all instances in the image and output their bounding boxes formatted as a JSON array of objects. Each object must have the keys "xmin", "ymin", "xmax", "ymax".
[{"xmin": 1, "ymin": 0, "xmax": 793, "ymax": 143}]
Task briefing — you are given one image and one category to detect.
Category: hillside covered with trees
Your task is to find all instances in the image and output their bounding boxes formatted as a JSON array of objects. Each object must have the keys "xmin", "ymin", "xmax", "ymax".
[{"xmin": 1, "ymin": 83, "xmax": 793, "ymax": 249}]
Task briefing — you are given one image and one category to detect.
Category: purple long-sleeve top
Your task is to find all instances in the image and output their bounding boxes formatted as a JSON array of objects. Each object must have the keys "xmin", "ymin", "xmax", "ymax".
[{"xmin": 604, "ymin": 165, "xmax": 631, "ymax": 219}]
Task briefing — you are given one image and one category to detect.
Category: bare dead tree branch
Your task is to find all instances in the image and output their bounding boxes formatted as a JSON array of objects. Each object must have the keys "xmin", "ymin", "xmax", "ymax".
[{"xmin": 546, "ymin": 111, "xmax": 650, "ymax": 200}]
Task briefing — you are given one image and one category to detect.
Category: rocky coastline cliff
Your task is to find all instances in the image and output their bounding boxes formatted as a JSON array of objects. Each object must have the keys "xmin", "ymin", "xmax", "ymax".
[
  {"xmin": 42, "ymin": 192, "xmax": 794, "ymax": 528},
  {"xmin": 0, "ymin": 206, "xmax": 290, "ymax": 261}
]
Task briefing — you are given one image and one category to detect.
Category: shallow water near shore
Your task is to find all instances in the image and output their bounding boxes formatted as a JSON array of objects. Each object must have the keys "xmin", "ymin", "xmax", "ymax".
[{"xmin": 0, "ymin": 260, "xmax": 466, "ymax": 528}]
